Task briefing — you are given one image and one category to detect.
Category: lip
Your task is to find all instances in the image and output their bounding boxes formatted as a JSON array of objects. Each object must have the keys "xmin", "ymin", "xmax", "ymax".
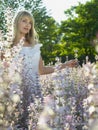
[{"xmin": 24, "ymin": 28, "xmax": 29, "ymax": 30}]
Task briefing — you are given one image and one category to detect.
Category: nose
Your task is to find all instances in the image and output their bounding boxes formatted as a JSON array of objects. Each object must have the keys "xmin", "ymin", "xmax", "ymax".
[{"xmin": 26, "ymin": 22, "xmax": 30, "ymax": 27}]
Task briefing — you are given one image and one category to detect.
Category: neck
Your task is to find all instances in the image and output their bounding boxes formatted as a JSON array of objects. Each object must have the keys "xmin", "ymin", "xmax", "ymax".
[{"xmin": 19, "ymin": 33, "xmax": 25, "ymax": 40}]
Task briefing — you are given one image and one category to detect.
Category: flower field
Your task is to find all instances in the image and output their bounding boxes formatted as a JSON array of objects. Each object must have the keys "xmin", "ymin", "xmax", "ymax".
[
  {"xmin": 0, "ymin": 7, "xmax": 98, "ymax": 130},
  {"xmin": 39, "ymin": 61, "xmax": 98, "ymax": 130}
]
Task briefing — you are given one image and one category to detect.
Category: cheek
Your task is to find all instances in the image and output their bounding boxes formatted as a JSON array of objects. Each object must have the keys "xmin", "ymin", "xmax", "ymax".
[
  {"xmin": 29, "ymin": 25, "xmax": 32, "ymax": 30},
  {"xmin": 18, "ymin": 25, "xmax": 22, "ymax": 31},
  {"xmin": 19, "ymin": 21, "xmax": 24, "ymax": 27},
  {"xmin": 18, "ymin": 22, "xmax": 24, "ymax": 30}
]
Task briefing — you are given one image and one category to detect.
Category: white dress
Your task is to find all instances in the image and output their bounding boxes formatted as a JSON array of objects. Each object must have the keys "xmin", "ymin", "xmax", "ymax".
[
  {"xmin": 20, "ymin": 44, "xmax": 41, "ymax": 76},
  {"xmin": 16, "ymin": 43, "xmax": 43, "ymax": 129}
]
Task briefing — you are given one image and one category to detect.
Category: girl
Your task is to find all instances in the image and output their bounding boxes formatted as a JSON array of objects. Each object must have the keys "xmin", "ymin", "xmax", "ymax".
[{"xmin": 12, "ymin": 10, "xmax": 78, "ymax": 129}]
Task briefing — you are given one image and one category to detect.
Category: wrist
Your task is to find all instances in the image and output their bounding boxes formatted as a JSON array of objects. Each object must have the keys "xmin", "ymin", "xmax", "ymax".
[{"xmin": 60, "ymin": 63, "xmax": 67, "ymax": 69}]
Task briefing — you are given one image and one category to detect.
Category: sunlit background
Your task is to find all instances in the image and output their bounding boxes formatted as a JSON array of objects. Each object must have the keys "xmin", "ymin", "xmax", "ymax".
[
  {"xmin": 42, "ymin": 0, "xmax": 91, "ymax": 22},
  {"xmin": 0, "ymin": 0, "xmax": 98, "ymax": 129}
]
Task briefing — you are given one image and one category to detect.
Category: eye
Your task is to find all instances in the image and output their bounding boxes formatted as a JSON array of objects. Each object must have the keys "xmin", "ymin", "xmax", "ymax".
[
  {"xmin": 22, "ymin": 19, "xmax": 27, "ymax": 22},
  {"xmin": 22, "ymin": 19, "xmax": 31, "ymax": 24}
]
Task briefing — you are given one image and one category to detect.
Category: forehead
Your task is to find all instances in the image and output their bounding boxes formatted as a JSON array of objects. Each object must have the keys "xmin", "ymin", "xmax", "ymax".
[{"xmin": 21, "ymin": 16, "xmax": 31, "ymax": 21}]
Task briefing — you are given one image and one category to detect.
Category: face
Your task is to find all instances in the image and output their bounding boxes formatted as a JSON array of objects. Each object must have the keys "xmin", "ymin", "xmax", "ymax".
[{"xmin": 18, "ymin": 16, "xmax": 32, "ymax": 36}]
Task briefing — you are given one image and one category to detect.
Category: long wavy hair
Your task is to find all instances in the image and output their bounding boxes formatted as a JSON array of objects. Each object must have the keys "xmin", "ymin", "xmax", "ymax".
[{"xmin": 12, "ymin": 10, "xmax": 38, "ymax": 46}]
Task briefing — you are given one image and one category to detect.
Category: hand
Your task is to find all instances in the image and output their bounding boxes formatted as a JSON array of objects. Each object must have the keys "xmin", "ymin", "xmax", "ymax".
[{"xmin": 65, "ymin": 59, "xmax": 79, "ymax": 68}]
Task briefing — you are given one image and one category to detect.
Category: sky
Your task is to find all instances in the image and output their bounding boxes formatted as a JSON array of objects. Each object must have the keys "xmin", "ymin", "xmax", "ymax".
[{"xmin": 42, "ymin": 0, "xmax": 91, "ymax": 23}]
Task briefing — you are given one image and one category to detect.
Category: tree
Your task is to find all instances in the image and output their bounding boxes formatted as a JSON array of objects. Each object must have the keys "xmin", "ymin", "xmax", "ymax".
[{"xmin": 59, "ymin": 0, "xmax": 98, "ymax": 64}]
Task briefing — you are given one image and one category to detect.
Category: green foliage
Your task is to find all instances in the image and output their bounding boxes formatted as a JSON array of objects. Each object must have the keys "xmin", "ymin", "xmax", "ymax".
[
  {"xmin": 59, "ymin": 0, "xmax": 98, "ymax": 64},
  {"xmin": 39, "ymin": 18, "xmax": 60, "ymax": 64}
]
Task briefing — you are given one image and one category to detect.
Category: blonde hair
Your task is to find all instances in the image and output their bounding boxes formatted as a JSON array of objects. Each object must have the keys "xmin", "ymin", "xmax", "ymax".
[{"xmin": 12, "ymin": 10, "xmax": 38, "ymax": 46}]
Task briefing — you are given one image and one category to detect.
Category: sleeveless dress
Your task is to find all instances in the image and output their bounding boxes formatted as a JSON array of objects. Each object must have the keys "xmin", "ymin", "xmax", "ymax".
[{"xmin": 15, "ymin": 44, "xmax": 43, "ymax": 130}]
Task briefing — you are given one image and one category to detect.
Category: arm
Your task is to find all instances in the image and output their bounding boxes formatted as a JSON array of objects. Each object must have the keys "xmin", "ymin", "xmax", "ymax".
[
  {"xmin": 39, "ymin": 57, "xmax": 78, "ymax": 75},
  {"xmin": 39, "ymin": 57, "xmax": 54, "ymax": 75}
]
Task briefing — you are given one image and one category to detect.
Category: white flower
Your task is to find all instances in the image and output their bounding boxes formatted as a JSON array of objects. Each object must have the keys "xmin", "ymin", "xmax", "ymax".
[
  {"xmin": 55, "ymin": 90, "xmax": 64, "ymax": 96},
  {"xmin": 88, "ymin": 83, "xmax": 94, "ymax": 90},
  {"xmin": 45, "ymin": 106, "xmax": 54, "ymax": 116},
  {"xmin": 87, "ymin": 95, "xmax": 93, "ymax": 103},
  {"xmin": 11, "ymin": 72, "xmax": 22, "ymax": 84},
  {"xmin": 0, "ymin": 119, "xmax": 3, "ymax": 125},
  {"xmin": 0, "ymin": 104, "xmax": 5, "ymax": 112},
  {"xmin": 38, "ymin": 117, "xmax": 46, "ymax": 125},
  {"xmin": 3, "ymin": 73, "xmax": 10, "ymax": 83},
  {"xmin": 4, "ymin": 49, "xmax": 11, "ymax": 58},
  {"xmin": 1, "ymin": 82, "xmax": 8, "ymax": 89},
  {"xmin": 89, "ymin": 106, "xmax": 95, "ymax": 115},
  {"xmin": 11, "ymin": 94, "xmax": 20, "ymax": 103},
  {"xmin": 56, "ymin": 106, "xmax": 65, "ymax": 113},
  {"xmin": 0, "ymin": 90, "xmax": 4, "ymax": 98},
  {"xmin": 7, "ymin": 105, "xmax": 13, "ymax": 112}
]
